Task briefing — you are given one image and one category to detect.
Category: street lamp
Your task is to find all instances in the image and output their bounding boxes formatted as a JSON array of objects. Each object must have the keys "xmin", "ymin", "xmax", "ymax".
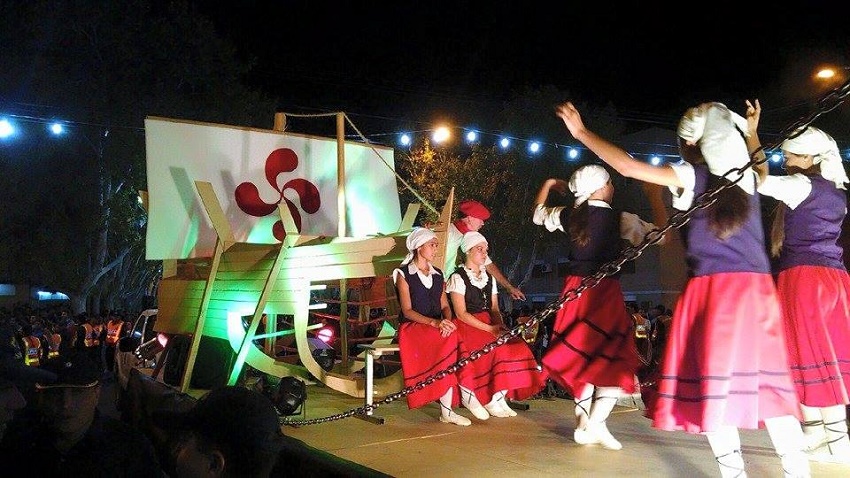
[{"xmin": 814, "ymin": 65, "xmax": 849, "ymax": 83}]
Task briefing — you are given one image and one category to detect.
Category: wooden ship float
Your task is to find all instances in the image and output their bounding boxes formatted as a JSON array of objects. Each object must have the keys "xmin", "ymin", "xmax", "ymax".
[{"xmin": 144, "ymin": 113, "xmax": 455, "ymax": 402}]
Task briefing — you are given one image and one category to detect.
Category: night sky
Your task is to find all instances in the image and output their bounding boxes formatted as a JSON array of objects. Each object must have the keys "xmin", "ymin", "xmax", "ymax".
[{"xmin": 194, "ymin": 2, "xmax": 850, "ymax": 139}]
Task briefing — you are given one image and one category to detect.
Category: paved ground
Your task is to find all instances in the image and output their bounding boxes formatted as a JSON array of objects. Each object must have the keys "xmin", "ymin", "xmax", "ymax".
[
  {"xmin": 280, "ymin": 384, "xmax": 849, "ymax": 478},
  {"xmin": 97, "ymin": 371, "xmax": 849, "ymax": 477}
]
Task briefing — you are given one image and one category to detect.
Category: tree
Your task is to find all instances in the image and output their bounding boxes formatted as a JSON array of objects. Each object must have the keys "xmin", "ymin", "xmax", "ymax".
[
  {"xmin": 0, "ymin": 0, "xmax": 277, "ymax": 313},
  {"xmin": 395, "ymin": 86, "xmax": 627, "ymax": 308}
]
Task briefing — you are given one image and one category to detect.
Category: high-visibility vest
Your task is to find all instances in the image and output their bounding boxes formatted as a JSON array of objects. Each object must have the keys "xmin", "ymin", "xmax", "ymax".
[
  {"xmin": 47, "ymin": 333, "xmax": 61, "ymax": 359},
  {"xmin": 22, "ymin": 336, "xmax": 41, "ymax": 366},
  {"xmin": 105, "ymin": 320, "xmax": 123, "ymax": 345},
  {"xmin": 82, "ymin": 323, "xmax": 101, "ymax": 347}
]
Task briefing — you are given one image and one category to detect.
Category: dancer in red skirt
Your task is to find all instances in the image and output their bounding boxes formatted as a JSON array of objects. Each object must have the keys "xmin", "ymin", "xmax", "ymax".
[
  {"xmin": 558, "ymin": 101, "xmax": 809, "ymax": 477},
  {"xmin": 446, "ymin": 231, "xmax": 545, "ymax": 420},
  {"xmin": 394, "ymin": 227, "xmax": 470, "ymax": 426},
  {"xmin": 532, "ymin": 164, "xmax": 666, "ymax": 450},
  {"xmin": 747, "ymin": 99, "xmax": 850, "ymax": 463}
]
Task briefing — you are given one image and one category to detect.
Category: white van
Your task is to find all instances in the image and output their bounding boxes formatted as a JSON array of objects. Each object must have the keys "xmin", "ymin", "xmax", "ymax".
[{"xmin": 114, "ymin": 309, "xmax": 165, "ymax": 409}]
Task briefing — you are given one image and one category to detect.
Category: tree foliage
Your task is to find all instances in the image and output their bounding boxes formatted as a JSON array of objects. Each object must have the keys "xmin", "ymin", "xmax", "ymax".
[
  {"xmin": 0, "ymin": 0, "xmax": 276, "ymax": 313},
  {"xmin": 396, "ymin": 86, "xmax": 627, "ymax": 295}
]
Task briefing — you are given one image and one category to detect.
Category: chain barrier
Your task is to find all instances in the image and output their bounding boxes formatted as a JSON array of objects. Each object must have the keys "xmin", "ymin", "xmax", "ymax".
[{"xmin": 281, "ymin": 80, "xmax": 850, "ymax": 427}]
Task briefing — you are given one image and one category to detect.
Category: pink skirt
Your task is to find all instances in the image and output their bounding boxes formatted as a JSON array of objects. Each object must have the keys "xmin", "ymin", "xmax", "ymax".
[
  {"xmin": 456, "ymin": 311, "xmax": 546, "ymax": 404},
  {"xmin": 647, "ymin": 272, "xmax": 801, "ymax": 433},
  {"xmin": 541, "ymin": 276, "xmax": 640, "ymax": 396},
  {"xmin": 398, "ymin": 320, "xmax": 460, "ymax": 409},
  {"xmin": 777, "ymin": 265, "xmax": 850, "ymax": 407}
]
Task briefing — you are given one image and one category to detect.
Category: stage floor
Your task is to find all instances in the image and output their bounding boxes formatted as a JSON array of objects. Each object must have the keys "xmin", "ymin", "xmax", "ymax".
[{"xmin": 282, "ymin": 384, "xmax": 849, "ymax": 478}]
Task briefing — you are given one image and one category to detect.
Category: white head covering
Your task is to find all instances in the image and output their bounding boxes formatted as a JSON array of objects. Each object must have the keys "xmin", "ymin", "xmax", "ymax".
[
  {"xmin": 677, "ymin": 102, "xmax": 753, "ymax": 192},
  {"xmin": 781, "ymin": 126, "xmax": 849, "ymax": 190},
  {"xmin": 403, "ymin": 227, "xmax": 437, "ymax": 264},
  {"xmin": 461, "ymin": 231, "xmax": 487, "ymax": 254},
  {"xmin": 568, "ymin": 164, "xmax": 610, "ymax": 206}
]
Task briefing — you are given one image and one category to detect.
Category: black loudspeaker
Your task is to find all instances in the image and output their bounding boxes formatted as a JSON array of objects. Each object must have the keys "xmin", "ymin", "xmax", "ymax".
[
  {"xmin": 273, "ymin": 376, "xmax": 306, "ymax": 416},
  {"xmin": 162, "ymin": 335, "xmax": 191, "ymax": 386},
  {"xmin": 190, "ymin": 336, "xmax": 236, "ymax": 389},
  {"xmin": 162, "ymin": 335, "xmax": 236, "ymax": 389}
]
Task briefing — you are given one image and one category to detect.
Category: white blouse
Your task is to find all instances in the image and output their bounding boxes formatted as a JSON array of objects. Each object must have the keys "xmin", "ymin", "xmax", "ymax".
[
  {"xmin": 445, "ymin": 264, "xmax": 498, "ymax": 296},
  {"xmin": 533, "ymin": 200, "xmax": 659, "ymax": 246},
  {"xmin": 392, "ymin": 261, "xmax": 440, "ymax": 289}
]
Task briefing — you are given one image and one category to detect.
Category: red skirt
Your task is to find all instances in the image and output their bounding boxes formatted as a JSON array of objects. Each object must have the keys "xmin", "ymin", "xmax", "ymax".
[
  {"xmin": 777, "ymin": 265, "xmax": 850, "ymax": 407},
  {"xmin": 647, "ymin": 272, "xmax": 801, "ymax": 433},
  {"xmin": 398, "ymin": 320, "xmax": 460, "ymax": 409},
  {"xmin": 541, "ymin": 276, "xmax": 640, "ymax": 397},
  {"xmin": 455, "ymin": 311, "xmax": 546, "ymax": 404}
]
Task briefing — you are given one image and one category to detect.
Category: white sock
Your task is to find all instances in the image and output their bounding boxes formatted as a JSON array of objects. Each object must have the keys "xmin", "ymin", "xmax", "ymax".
[
  {"xmin": 766, "ymin": 415, "xmax": 811, "ymax": 478},
  {"xmin": 460, "ymin": 386, "xmax": 484, "ymax": 409},
  {"xmin": 706, "ymin": 425, "xmax": 747, "ymax": 478},
  {"xmin": 573, "ymin": 384, "xmax": 594, "ymax": 430},
  {"xmin": 821, "ymin": 404, "xmax": 850, "ymax": 453},
  {"xmin": 439, "ymin": 388, "xmax": 454, "ymax": 419},
  {"xmin": 491, "ymin": 390, "xmax": 516, "ymax": 415},
  {"xmin": 800, "ymin": 404, "xmax": 826, "ymax": 450},
  {"xmin": 588, "ymin": 386, "xmax": 620, "ymax": 425}
]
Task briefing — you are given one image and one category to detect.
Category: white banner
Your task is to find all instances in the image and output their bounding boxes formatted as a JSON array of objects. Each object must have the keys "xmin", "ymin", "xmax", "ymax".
[{"xmin": 144, "ymin": 117, "xmax": 401, "ymax": 260}]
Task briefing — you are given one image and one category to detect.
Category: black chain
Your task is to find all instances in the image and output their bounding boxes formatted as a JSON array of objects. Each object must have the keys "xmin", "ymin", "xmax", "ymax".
[{"xmin": 282, "ymin": 80, "xmax": 850, "ymax": 427}]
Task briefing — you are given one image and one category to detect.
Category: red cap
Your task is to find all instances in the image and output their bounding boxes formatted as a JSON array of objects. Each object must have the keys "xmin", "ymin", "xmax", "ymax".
[{"xmin": 458, "ymin": 200, "xmax": 490, "ymax": 221}]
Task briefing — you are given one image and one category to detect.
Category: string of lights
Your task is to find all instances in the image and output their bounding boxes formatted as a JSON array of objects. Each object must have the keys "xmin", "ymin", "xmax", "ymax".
[{"xmin": 2, "ymin": 109, "xmax": 847, "ymax": 167}]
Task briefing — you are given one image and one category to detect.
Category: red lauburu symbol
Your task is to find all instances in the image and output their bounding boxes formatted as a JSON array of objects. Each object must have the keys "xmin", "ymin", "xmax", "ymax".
[{"xmin": 234, "ymin": 148, "xmax": 321, "ymax": 241}]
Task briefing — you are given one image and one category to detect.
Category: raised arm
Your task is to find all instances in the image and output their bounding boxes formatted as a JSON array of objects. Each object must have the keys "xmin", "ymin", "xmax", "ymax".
[
  {"xmin": 556, "ymin": 102, "xmax": 683, "ymax": 189},
  {"xmin": 533, "ymin": 178, "xmax": 568, "ymax": 209},
  {"xmin": 744, "ymin": 99, "xmax": 768, "ymax": 184},
  {"xmin": 642, "ymin": 182, "xmax": 669, "ymax": 246}
]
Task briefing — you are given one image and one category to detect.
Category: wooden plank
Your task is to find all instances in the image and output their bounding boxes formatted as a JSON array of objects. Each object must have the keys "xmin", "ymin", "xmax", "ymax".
[
  {"xmin": 213, "ymin": 269, "xmax": 275, "ymax": 281},
  {"xmin": 218, "ymin": 246, "xmax": 280, "ymax": 264},
  {"xmin": 207, "ymin": 296, "xmax": 264, "ymax": 310},
  {"xmin": 207, "ymin": 279, "xmax": 268, "ymax": 291},
  {"xmin": 195, "ymin": 181, "xmax": 235, "ymax": 243},
  {"xmin": 432, "ymin": 187, "xmax": 454, "ymax": 272},
  {"xmin": 399, "ymin": 203, "xmax": 420, "ymax": 231},
  {"xmin": 277, "ymin": 249, "xmax": 397, "ymax": 271},
  {"xmin": 283, "ymin": 236, "xmax": 396, "ymax": 258}
]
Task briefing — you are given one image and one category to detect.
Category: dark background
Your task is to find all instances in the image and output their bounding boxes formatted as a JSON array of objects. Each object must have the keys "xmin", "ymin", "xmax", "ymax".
[{"xmin": 193, "ymin": 1, "xmax": 850, "ymax": 139}]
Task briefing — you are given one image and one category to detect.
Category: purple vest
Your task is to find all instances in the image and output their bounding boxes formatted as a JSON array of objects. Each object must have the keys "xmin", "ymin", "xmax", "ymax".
[
  {"xmin": 778, "ymin": 175, "xmax": 847, "ymax": 272},
  {"xmin": 559, "ymin": 205, "xmax": 621, "ymax": 277},
  {"xmin": 682, "ymin": 166, "xmax": 770, "ymax": 277},
  {"xmin": 397, "ymin": 264, "xmax": 445, "ymax": 321}
]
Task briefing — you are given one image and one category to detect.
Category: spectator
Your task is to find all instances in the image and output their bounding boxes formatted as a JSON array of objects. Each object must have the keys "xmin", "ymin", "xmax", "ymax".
[
  {"xmin": 103, "ymin": 312, "xmax": 126, "ymax": 377},
  {"xmin": 20, "ymin": 323, "xmax": 42, "ymax": 367},
  {"xmin": 0, "ymin": 351, "xmax": 164, "ymax": 476},
  {"xmin": 443, "ymin": 199, "xmax": 526, "ymax": 301},
  {"xmin": 1, "ymin": 320, "xmax": 56, "ymax": 404},
  {"xmin": 0, "ymin": 375, "xmax": 26, "ymax": 442},
  {"xmin": 152, "ymin": 385, "xmax": 285, "ymax": 477}
]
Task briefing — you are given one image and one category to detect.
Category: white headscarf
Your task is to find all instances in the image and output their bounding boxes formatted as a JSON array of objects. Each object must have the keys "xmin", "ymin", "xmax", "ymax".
[
  {"xmin": 461, "ymin": 231, "xmax": 487, "ymax": 254},
  {"xmin": 781, "ymin": 126, "xmax": 849, "ymax": 190},
  {"xmin": 568, "ymin": 164, "xmax": 610, "ymax": 206},
  {"xmin": 403, "ymin": 227, "xmax": 437, "ymax": 264},
  {"xmin": 677, "ymin": 102, "xmax": 754, "ymax": 193}
]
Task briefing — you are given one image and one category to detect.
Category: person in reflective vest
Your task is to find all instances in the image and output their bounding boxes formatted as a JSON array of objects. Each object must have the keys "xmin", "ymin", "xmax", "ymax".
[
  {"xmin": 80, "ymin": 316, "xmax": 104, "ymax": 374},
  {"xmin": 103, "ymin": 314, "xmax": 124, "ymax": 374},
  {"xmin": 104, "ymin": 316, "xmax": 123, "ymax": 346},
  {"xmin": 46, "ymin": 326, "xmax": 61, "ymax": 360},
  {"xmin": 21, "ymin": 325, "xmax": 41, "ymax": 367}
]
